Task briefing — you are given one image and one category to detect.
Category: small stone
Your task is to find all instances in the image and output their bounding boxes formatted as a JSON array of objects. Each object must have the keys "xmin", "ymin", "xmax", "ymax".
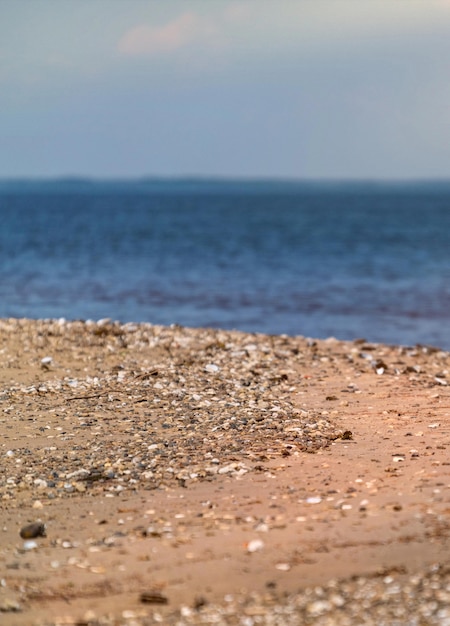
[
  {"xmin": 41, "ymin": 356, "xmax": 53, "ymax": 369},
  {"xmin": 193, "ymin": 596, "xmax": 207, "ymax": 610},
  {"xmin": 247, "ymin": 539, "xmax": 264, "ymax": 553},
  {"xmin": 180, "ymin": 606, "xmax": 193, "ymax": 617},
  {"xmin": 122, "ymin": 610, "xmax": 138, "ymax": 619},
  {"xmin": 330, "ymin": 594, "xmax": 345, "ymax": 607},
  {"xmin": 275, "ymin": 562, "xmax": 291, "ymax": 571},
  {"xmin": 307, "ymin": 600, "xmax": 331, "ymax": 616},
  {"xmin": 20, "ymin": 522, "xmax": 46, "ymax": 539},
  {"xmin": 140, "ymin": 590, "xmax": 168, "ymax": 604},
  {"xmin": 205, "ymin": 363, "xmax": 220, "ymax": 373}
]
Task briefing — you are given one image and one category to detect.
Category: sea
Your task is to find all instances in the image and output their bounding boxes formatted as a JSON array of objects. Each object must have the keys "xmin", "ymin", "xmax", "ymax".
[{"xmin": 0, "ymin": 179, "xmax": 449, "ymax": 350}]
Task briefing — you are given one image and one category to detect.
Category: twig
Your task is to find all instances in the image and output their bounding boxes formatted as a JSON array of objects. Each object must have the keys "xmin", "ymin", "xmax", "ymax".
[{"xmin": 66, "ymin": 392, "xmax": 112, "ymax": 402}]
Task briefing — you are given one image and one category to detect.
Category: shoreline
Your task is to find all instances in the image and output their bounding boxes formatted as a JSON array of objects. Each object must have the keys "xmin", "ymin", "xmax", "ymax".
[
  {"xmin": 3, "ymin": 314, "xmax": 449, "ymax": 354},
  {"xmin": 1, "ymin": 318, "xmax": 449, "ymax": 624}
]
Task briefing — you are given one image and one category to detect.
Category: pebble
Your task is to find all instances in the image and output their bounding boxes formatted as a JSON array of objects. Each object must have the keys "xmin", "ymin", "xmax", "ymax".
[
  {"xmin": 19, "ymin": 522, "xmax": 46, "ymax": 539},
  {"xmin": 204, "ymin": 363, "xmax": 220, "ymax": 373},
  {"xmin": 247, "ymin": 539, "xmax": 264, "ymax": 553},
  {"xmin": 139, "ymin": 590, "xmax": 168, "ymax": 604},
  {"xmin": 306, "ymin": 496, "xmax": 322, "ymax": 504},
  {"xmin": 275, "ymin": 562, "xmax": 291, "ymax": 571}
]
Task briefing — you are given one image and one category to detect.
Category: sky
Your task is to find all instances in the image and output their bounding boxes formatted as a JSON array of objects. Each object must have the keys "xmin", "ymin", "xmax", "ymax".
[{"xmin": 1, "ymin": 0, "xmax": 450, "ymax": 181}]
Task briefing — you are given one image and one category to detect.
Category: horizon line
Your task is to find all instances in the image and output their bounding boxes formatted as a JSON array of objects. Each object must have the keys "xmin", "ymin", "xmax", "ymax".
[{"xmin": 1, "ymin": 174, "xmax": 450, "ymax": 186}]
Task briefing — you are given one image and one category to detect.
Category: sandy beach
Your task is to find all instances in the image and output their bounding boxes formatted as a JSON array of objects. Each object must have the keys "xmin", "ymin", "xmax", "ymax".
[{"xmin": 1, "ymin": 318, "xmax": 450, "ymax": 625}]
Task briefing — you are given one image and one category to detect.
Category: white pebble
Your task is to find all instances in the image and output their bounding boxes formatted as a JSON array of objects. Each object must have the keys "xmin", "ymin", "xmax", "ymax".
[
  {"xmin": 247, "ymin": 539, "xmax": 264, "ymax": 553},
  {"xmin": 180, "ymin": 606, "xmax": 193, "ymax": 617},
  {"xmin": 34, "ymin": 478, "xmax": 48, "ymax": 489},
  {"xmin": 275, "ymin": 562, "xmax": 291, "ymax": 571},
  {"xmin": 307, "ymin": 600, "xmax": 331, "ymax": 616}
]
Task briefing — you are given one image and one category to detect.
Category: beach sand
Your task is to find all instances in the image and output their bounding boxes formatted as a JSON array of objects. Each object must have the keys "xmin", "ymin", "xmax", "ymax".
[{"xmin": 1, "ymin": 318, "xmax": 450, "ymax": 625}]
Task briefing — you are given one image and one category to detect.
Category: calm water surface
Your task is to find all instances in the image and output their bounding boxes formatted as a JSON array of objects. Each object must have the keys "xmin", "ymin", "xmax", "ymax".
[{"xmin": 0, "ymin": 180, "xmax": 449, "ymax": 349}]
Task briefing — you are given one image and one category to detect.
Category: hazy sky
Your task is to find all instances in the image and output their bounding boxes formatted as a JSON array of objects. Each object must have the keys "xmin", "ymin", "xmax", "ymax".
[{"xmin": 1, "ymin": 0, "xmax": 450, "ymax": 180}]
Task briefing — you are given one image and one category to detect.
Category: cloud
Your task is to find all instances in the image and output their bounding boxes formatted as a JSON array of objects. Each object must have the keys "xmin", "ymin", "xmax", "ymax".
[{"xmin": 117, "ymin": 12, "xmax": 219, "ymax": 57}]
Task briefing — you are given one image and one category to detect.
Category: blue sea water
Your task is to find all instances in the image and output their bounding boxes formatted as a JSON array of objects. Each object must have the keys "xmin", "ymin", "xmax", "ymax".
[{"xmin": 0, "ymin": 179, "xmax": 449, "ymax": 349}]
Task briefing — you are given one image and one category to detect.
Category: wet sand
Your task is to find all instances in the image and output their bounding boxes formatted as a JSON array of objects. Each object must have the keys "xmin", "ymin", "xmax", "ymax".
[{"xmin": 1, "ymin": 318, "xmax": 450, "ymax": 625}]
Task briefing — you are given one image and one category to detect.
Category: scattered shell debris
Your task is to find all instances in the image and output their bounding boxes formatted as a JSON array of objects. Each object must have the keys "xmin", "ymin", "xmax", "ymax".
[{"xmin": 0, "ymin": 318, "xmax": 346, "ymax": 504}]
